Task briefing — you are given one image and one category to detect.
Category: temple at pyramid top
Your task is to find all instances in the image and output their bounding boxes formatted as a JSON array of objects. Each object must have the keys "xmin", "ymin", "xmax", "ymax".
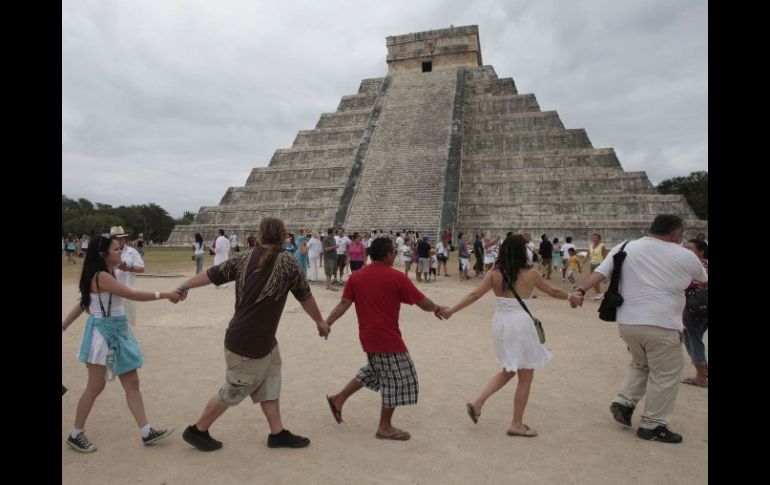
[
  {"xmin": 386, "ymin": 25, "xmax": 482, "ymax": 73},
  {"xmin": 167, "ymin": 25, "xmax": 706, "ymax": 247}
]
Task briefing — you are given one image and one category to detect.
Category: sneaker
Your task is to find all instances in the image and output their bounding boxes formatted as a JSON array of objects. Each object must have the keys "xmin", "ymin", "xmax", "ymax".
[
  {"xmin": 267, "ymin": 429, "xmax": 310, "ymax": 448},
  {"xmin": 636, "ymin": 425, "xmax": 683, "ymax": 444},
  {"xmin": 182, "ymin": 424, "xmax": 223, "ymax": 451},
  {"xmin": 142, "ymin": 427, "xmax": 175, "ymax": 446},
  {"xmin": 592, "ymin": 294, "xmax": 603, "ymax": 300},
  {"xmin": 610, "ymin": 402, "xmax": 634, "ymax": 426},
  {"xmin": 67, "ymin": 432, "xmax": 97, "ymax": 453}
]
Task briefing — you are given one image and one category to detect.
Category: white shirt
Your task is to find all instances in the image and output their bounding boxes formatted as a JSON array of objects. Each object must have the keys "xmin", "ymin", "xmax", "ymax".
[
  {"xmin": 396, "ymin": 236, "xmax": 404, "ymax": 252},
  {"xmin": 229, "ymin": 234, "xmax": 237, "ymax": 247},
  {"xmin": 436, "ymin": 242, "xmax": 448, "ymax": 257},
  {"xmin": 561, "ymin": 243, "xmax": 576, "ymax": 262},
  {"xmin": 336, "ymin": 235, "xmax": 351, "ymax": 255},
  {"xmin": 595, "ymin": 237, "xmax": 708, "ymax": 330},
  {"xmin": 307, "ymin": 237, "xmax": 322, "ymax": 259},
  {"xmin": 214, "ymin": 235, "xmax": 231, "ymax": 265},
  {"xmin": 193, "ymin": 241, "xmax": 205, "ymax": 256},
  {"xmin": 115, "ymin": 245, "xmax": 144, "ymax": 288}
]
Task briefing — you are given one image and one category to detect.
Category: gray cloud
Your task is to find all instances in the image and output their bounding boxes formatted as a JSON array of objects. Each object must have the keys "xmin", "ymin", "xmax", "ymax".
[{"xmin": 63, "ymin": 0, "xmax": 707, "ymax": 217}]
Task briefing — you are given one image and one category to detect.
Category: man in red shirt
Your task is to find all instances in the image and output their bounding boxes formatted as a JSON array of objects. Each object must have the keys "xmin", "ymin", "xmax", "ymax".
[{"xmin": 324, "ymin": 237, "xmax": 446, "ymax": 440}]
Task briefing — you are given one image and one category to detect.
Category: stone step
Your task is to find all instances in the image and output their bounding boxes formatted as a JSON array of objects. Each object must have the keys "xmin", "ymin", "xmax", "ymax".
[
  {"xmin": 457, "ymin": 193, "xmax": 684, "ymax": 205},
  {"xmin": 465, "ymin": 77, "xmax": 518, "ymax": 96},
  {"xmin": 458, "ymin": 200, "xmax": 695, "ymax": 218},
  {"xmin": 460, "ymin": 168, "xmax": 644, "ymax": 183},
  {"xmin": 463, "ymin": 111, "xmax": 564, "ymax": 132},
  {"xmin": 315, "ymin": 109, "xmax": 372, "ymax": 129},
  {"xmin": 338, "ymin": 92, "xmax": 379, "ymax": 112},
  {"xmin": 464, "ymin": 129, "xmax": 593, "ymax": 154},
  {"xmin": 292, "ymin": 126, "xmax": 366, "ymax": 148},
  {"xmin": 357, "ymin": 78, "xmax": 385, "ymax": 94},
  {"xmin": 245, "ymin": 167, "xmax": 350, "ymax": 187},
  {"xmin": 461, "ymin": 149, "xmax": 621, "ymax": 170},
  {"xmin": 268, "ymin": 144, "xmax": 358, "ymax": 169},
  {"xmin": 222, "ymin": 186, "xmax": 347, "ymax": 205},
  {"xmin": 464, "ymin": 94, "xmax": 541, "ymax": 115},
  {"xmin": 459, "ymin": 176, "xmax": 653, "ymax": 194}
]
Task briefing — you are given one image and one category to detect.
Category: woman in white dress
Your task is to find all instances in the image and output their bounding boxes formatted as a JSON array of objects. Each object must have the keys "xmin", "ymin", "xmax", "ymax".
[{"xmin": 441, "ymin": 235, "xmax": 579, "ymax": 437}]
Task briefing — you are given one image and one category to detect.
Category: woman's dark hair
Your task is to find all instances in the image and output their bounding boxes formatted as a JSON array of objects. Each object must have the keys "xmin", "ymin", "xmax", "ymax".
[
  {"xmin": 494, "ymin": 235, "xmax": 528, "ymax": 293},
  {"xmin": 194, "ymin": 233, "xmax": 203, "ymax": 245},
  {"xmin": 78, "ymin": 234, "xmax": 113, "ymax": 312},
  {"xmin": 369, "ymin": 238, "xmax": 394, "ymax": 261},
  {"xmin": 256, "ymin": 217, "xmax": 287, "ymax": 270},
  {"xmin": 687, "ymin": 238, "xmax": 708, "ymax": 260}
]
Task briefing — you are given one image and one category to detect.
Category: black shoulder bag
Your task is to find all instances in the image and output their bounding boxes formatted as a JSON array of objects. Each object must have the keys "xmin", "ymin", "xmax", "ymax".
[{"xmin": 598, "ymin": 240, "xmax": 630, "ymax": 322}]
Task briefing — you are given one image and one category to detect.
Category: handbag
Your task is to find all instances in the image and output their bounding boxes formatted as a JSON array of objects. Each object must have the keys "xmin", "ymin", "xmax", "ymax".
[
  {"xmin": 598, "ymin": 240, "xmax": 630, "ymax": 322},
  {"xmin": 685, "ymin": 288, "xmax": 708, "ymax": 319},
  {"xmin": 191, "ymin": 255, "xmax": 196, "ymax": 261},
  {"xmin": 512, "ymin": 287, "xmax": 545, "ymax": 344}
]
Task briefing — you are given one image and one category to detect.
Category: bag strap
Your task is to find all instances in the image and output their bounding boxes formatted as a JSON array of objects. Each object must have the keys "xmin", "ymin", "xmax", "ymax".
[
  {"xmin": 504, "ymin": 274, "xmax": 535, "ymax": 320},
  {"xmin": 606, "ymin": 240, "xmax": 631, "ymax": 294},
  {"xmin": 94, "ymin": 271, "xmax": 112, "ymax": 317}
]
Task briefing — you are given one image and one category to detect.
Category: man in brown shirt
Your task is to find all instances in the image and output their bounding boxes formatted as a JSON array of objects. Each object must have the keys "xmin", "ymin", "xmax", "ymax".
[{"xmin": 175, "ymin": 217, "xmax": 330, "ymax": 451}]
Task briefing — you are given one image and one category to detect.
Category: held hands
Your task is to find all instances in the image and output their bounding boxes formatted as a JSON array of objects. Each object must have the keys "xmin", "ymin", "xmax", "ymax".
[
  {"xmin": 168, "ymin": 291, "xmax": 181, "ymax": 304},
  {"xmin": 317, "ymin": 320, "xmax": 331, "ymax": 340},
  {"xmin": 569, "ymin": 292, "xmax": 584, "ymax": 308},
  {"xmin": 175, "ymin": 287, "xmax": 189, "ymax": 302},
  {"xmin": 437, "ymin": 307, "xmax": 453, "ymax": 320}
]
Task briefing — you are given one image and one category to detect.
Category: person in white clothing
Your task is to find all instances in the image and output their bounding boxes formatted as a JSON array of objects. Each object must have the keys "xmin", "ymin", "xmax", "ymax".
[
  {"xmin": 559, "ymin": 237, "xmax": 576, "ymax": 281},
  {"xmin": 229, "ymin": 232, "xmax": 238, "ymax": 255},
  {"xmin": 111, "ymin": 226, "xmax": 145, "ymax": 326},
  {"xmin": 441, "ymin": 235, "xmax": 581, "ymax": 437},
  {"xmin": 214, "ymin": 229, "xmax": 231, "ymax": 288},
  {"xmin": 306, "ymin": 231, "xmax": 322, "ymax": 282},
  {"xmin": 572, "ymin": 214, "xmax": 708, "ymax": 444},
  {"xmin": 436, "ymin": 238, "xmax": 449, "ymax": 276},
  {"xmin": 335, "ymin": 229, "xmax": 351, "ymax": 283}
]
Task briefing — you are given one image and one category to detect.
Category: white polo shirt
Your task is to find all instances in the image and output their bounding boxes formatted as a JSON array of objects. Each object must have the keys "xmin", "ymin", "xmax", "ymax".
[
  {"xmin": 115, "ymin": 245, "xmax": 145, "ymax": 288},
  {"xmin": 595, "ymin": 237, "xmax": 708, "ymax": 330}
]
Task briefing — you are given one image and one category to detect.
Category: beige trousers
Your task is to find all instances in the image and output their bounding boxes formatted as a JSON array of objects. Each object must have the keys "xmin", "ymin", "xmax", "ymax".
[{"xmin": 613, "ymin": 324, "xmax": 684, "ymax": 429}]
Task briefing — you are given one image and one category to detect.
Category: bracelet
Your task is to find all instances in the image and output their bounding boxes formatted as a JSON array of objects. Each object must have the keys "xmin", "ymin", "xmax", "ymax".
[{"xmin": 154, "ymin": 291, "xmax": 160, "ymax": 300}]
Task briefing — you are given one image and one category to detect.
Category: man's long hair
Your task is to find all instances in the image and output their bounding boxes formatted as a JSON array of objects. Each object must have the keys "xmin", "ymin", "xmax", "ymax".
[{"xmin": 256, "ymin": 217, "xmax": 286, "ymax": 270}]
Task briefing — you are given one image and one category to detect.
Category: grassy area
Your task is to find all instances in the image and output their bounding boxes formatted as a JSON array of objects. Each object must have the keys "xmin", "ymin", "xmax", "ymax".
[{"xmin": 62, "ymin": 247, "xmax": 210, "ymax": 283}]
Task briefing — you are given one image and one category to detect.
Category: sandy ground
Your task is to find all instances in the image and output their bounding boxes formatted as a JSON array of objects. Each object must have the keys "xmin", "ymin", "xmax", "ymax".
[{"xmin": 62, "ymin": 263, "xmax": 707, "ymax": 485}]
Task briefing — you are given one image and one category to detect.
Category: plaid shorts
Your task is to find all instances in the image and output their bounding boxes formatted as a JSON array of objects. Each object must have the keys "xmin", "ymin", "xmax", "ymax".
[{"xmin": 356, "ymin": 352, "xmax": 419, "ymax": 408}]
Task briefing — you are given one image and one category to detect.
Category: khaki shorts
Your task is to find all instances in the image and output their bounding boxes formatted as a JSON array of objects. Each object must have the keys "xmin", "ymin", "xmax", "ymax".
[
  {"xmin": 324, "ymin": 257, "xmax": 337, "ymax": 276},
  {"xmin": 217, "ymin": 345, "xmax": 282, "ymax": 406}
]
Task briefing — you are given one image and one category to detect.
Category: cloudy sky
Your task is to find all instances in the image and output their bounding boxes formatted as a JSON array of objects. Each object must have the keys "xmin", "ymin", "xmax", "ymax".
[{"xmin": 62, "ymin": 0, "xmax": 707, "ymax": 218}]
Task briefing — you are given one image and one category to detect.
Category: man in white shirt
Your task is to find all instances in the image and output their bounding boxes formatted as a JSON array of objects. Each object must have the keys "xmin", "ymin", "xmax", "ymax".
[
  {"xmin": 214, "ymin": 229, "xmax": 231, "ymax": 288},
  {"xmin": 334, "ymin": 229, "xmax": 351, "ymax": 284},
  {"xmin": 111, "ymin": 226, "xmax": 145, "ymax": 326},
  {"xmin": 572, "ymin": 215, "xmax": 708, "ymax": 444}
]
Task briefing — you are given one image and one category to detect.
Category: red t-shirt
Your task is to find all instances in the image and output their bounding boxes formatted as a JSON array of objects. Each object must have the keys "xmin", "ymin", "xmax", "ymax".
[{"xmin": 341, "ymin": 262, "xmax": 426, "ymax": 353}]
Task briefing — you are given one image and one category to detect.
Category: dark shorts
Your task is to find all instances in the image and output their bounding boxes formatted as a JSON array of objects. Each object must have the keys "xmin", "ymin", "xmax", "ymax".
[
  {"xmin": 350, "ymin": 260, "xmax": 364, "ymax": 271},
  {"xmin": 356, "ymin": 352, "xmax": 419, "ymax": 407}
]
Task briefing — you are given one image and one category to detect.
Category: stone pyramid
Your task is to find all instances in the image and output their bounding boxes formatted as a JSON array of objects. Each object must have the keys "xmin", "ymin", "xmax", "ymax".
[{"xmin": 167, "ymin": 25, "xmax": 706, "ymax": 247}]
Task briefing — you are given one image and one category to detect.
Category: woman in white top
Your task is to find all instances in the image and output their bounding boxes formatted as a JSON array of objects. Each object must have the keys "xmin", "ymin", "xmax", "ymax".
[
  {"xmin": 193, "ymin": 233, "xmax": 206, "ymax": 274},
  {"xmin": 436, "ymin": 238, "xmax": 450, "ymax": 277},
  {"xmin": 441, "ymin": 235, "xmax": 580, "ymax": 437},
  {"xmin": 61, "ymin": 234, "xmax": 181, "ymax": 453}
]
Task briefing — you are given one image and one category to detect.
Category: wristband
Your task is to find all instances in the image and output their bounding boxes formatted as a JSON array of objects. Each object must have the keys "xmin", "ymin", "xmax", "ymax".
[
  {"xmin": 154, "ymin": 291, "xmax": 160, "ymax": 300},
  {"xmin": 178, "ymin": 284, "xmax": 190, "ymax": 293}
]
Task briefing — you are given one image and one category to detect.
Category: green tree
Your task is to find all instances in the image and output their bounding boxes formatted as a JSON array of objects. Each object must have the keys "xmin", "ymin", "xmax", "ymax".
[
  {"xmin": 656, "ymin": 171, "xmax": 708, "ymax": 220},
  {"xmin": 175, "ymin": 210, "xmax": 197, "ymax": 226},
  {"xmin": 64, "ymin": 213, "xmax": 125, "ymax": 238}
]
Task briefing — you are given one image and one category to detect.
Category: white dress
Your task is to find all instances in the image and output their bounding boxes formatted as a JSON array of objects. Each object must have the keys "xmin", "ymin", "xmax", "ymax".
[{"xmin": 492, "ymin": 296, "xmax": 552, "ymax": 371}]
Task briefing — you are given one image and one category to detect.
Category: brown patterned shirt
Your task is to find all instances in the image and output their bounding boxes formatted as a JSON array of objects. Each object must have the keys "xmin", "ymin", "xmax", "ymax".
[{"xmin": 207, "ymin": 247, "xmax": 312, "ymax": 358}]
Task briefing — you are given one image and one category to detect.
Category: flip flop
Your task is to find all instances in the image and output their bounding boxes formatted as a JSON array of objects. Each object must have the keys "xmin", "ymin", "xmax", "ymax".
[
  {"xmin": 466, "ymin": 402, "xmax": 480, "ymax": 424},
  {"xmin": 506, "ymin": 424, "xmax": 538, "ymax": 437},
  {"xmin": 681, "ymin": 377, "xmax": 708, "ymax": 388},
  {"xmin": 375, "ymin": 428, "xmax": 411, "ymax": 441},
  {"xmin": 326, "ymin": 395, "xmax": 343, "ymax": 423}
]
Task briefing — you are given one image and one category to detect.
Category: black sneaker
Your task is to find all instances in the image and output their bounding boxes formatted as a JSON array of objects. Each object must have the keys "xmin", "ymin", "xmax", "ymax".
[
  {"xmin": 267, "ymin": 429, "xmax": 310, "ymax": 448},
  {"xmin": 67, "ymin": 432, "xmax": 97, "ymax": 453},
  {"xmin": 610, "ymin": 402, "xmax": 634, "ymax": 427},
  {"xmin": 636, "ymin": 425, "xmax": 683, "ymax": 444},
  {"xmin": 182, "ymin": 424, "xmax": 223, "ymax": 451},
  {"xmin": 142, "ymin": 427, "xmax": 174, "ymax": 446}
]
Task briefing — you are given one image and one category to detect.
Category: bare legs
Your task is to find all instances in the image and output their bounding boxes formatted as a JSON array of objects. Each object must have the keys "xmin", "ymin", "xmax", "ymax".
[
  {"xmin": 74, "ymin": 366, "xmax": 149, "ymax": 430},
  {"xmin": 328, "ymin": 378, "xmax": 405, "ymax": 436},
  {"xmin": 469, "ymin": 368, "xmax": 537, "ymax": 435}
]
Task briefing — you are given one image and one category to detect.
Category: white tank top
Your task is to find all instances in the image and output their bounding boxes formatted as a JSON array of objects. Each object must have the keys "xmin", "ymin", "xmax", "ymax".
[{"xmin": 88, "ymin": 292, "xmax": 125, "ymax": 317}]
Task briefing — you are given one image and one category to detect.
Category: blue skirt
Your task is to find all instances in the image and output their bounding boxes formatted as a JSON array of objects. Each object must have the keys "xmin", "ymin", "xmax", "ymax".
[{"xmin": 78, "ymin": 314, "xmax": 143, "ymax": 376}]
